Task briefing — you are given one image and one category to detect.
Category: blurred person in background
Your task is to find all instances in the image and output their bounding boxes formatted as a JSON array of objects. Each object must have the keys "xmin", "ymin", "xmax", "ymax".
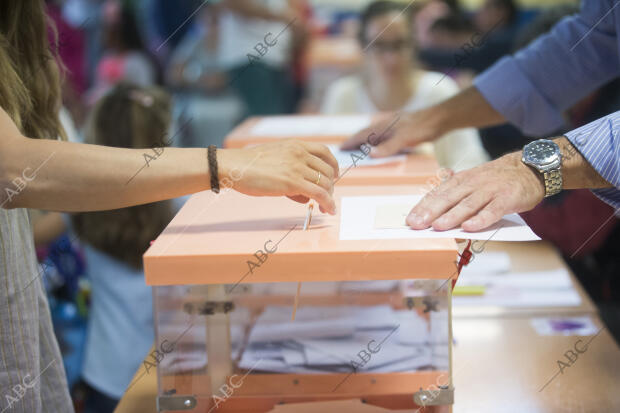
[
  {"xmin": 72, "ymin": 84, "xmax": 175, "ymax": 413},
  {"xmin": 46, "ymin": 0, "xmax": 89, "ymax": 127},
  {"xmin": 326, "ymin": 0, "xmax": 489, "ymax": 171},
  {"xmin": 412, "ymin": 0, "xmax": 460, "ymax": 49},
  {"xmin": 166, "ymin": 4, "xmax": 244, "ymax": 148},
  {"xmin": 148, "ymin": 0, "xmax": 197, "ymax": 57},
  {"xmin": 0, "ymin": 1, "xmax": 340, "ymax": 411},
  {"xmin": 86, "ymin": 0, "xmax": 161, "ymax": 105},
  {"xmin": 419, "ymin": 0, "xmax": 519, "ymax": 77},
  {"xmin": 212, "ymin": 0, "xmax": 310, "ymax": 116}
]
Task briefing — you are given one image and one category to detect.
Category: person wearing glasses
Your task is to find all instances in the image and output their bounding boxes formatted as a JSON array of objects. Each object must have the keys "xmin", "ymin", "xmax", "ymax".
[{"xmin": 322, "ymin": 0, "xmax": 489, "ymax": 171}]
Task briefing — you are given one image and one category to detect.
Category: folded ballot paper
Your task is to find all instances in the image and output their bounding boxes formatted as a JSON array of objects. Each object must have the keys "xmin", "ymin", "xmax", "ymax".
[
  {"xmin": 238, "ymin": 305, "xmax": 447, "ymax": 374},
  {"xmin": 340, "ymin": 195, "xmax": 540, "ymax": 241}
]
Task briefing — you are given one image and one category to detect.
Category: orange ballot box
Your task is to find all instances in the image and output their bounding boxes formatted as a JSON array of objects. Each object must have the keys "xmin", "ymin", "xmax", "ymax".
[
  {"xmin": 223, "ymin": 114, "xmax": 441, "ymax": 186},
  {"xmin": 144, "ymin": 185, "xmax": 456, "ymax": 413}
]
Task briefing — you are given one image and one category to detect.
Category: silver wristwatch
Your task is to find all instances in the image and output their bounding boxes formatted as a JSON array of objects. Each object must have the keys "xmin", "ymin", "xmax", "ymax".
[{"xmin": 521, "ymin": 139, "xmax": 563, "ymax": 197}]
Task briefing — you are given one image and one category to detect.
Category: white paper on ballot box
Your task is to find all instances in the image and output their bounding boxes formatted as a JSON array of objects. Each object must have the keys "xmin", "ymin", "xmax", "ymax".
[{"xmin": 339, "ymin": 195, "xmax": 541, "ymax": 241}]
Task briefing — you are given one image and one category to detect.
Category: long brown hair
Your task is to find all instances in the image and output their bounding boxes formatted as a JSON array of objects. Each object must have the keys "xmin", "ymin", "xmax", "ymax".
[
  {"xmin": 71, "ymin": 84, "xmax": 174, "ymax": 269},
  {"xmin": 0, "ymin": 0, "xmax": 66, "ymax": 139}
]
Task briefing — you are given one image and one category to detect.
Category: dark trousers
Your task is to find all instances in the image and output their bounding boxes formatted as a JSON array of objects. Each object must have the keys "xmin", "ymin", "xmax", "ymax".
[
  {"xmin": 80, "ymin": 381, "xmax": 119, "ymax": 413},
  {"xmin": 228, "ymin": 61, "xmax": 296, "ymax": 117}
]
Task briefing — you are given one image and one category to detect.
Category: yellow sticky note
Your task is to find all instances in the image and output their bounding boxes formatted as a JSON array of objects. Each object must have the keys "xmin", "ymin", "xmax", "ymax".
[{"xmin": 453, "ymin": 286, "xmax": 486, "ymax": 296}]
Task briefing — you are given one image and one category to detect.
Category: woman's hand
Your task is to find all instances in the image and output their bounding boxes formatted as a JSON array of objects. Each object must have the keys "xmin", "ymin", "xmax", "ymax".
[{"xmin": 218, "ymin": 140, "xmax": 339, "ymax": 214}]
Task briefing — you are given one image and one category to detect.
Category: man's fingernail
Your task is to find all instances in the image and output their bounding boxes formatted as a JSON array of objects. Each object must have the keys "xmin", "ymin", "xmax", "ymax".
[
  {"xmin": 412, "ymin": 215, "xmax": 425, "ymax": 227},
  {"xmin": 422, "ymin": 213, "xmax": 431, "ymax": 225}
]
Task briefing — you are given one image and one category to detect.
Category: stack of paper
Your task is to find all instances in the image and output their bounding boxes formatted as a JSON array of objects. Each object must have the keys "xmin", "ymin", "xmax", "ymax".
[
  {"xmin": 238, "ymin": 305, "xmax": 444, "ymax": 374},
  {"xmin": 454, "ymin": 268, "xmax": 581, "ymax": 308}
]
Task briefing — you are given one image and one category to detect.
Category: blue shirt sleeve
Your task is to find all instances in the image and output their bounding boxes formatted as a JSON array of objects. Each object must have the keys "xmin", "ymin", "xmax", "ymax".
[
  {"xmin": 565, "ymin": 112, "xmax": 620, "ymax": 213},
  {"xmin": 474, "ymin": 0, "xmax": 620, "ymax": 136}
]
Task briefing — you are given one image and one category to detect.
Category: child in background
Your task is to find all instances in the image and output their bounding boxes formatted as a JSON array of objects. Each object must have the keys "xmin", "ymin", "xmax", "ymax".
[{"xmin": 71, "ymin": 84, "xmax": 174, "ymax": 413}]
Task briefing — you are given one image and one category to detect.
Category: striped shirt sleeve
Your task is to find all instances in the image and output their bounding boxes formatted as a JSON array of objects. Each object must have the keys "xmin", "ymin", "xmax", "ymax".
[{"xmin": 565, "ymin": 111, "xmax": 620, "ymax": 214}]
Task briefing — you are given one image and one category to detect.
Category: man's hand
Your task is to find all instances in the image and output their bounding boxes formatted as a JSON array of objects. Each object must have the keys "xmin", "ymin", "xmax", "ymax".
[
  {"xmin": 341, "ymin": 109, "xmax": 444, "ymax": 157},
  {"xmin": 341, "ymin": 87, "xmax": 506, "ymax": 158},
  {"xmin": 407, "ymin": 152, "xmax": 545, "ymax": 232}
]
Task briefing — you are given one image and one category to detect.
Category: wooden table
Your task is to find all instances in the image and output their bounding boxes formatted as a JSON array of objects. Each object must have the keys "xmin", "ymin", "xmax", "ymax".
[
  {"xmin": 452, "ymin": 316, "xmax": 620, "ymax": 413},
  {"xmin": 116, "ymin": 242, "xmax": 615, "ymax": 413},
  {"xmin": 452, "ymin": 241, "xmax": 597, "ymax": 318}
]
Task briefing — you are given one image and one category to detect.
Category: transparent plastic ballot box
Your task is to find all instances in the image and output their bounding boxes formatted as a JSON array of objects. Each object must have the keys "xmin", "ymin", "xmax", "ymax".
[{"xmin": 144, "ymin": 185, "xmax": 457, "ymax": 412}]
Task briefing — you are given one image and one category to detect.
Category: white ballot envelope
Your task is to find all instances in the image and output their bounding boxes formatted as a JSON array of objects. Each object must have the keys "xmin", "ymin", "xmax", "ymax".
[{"xmin": 340, "ymin": 195, "xmax": 540, "ymax": 241}]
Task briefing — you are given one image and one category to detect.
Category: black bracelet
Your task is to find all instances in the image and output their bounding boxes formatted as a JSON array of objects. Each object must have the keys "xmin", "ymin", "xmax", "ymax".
[{"xmin": 208, "ymin": 145, "xmax": 220, "ymax": 194}]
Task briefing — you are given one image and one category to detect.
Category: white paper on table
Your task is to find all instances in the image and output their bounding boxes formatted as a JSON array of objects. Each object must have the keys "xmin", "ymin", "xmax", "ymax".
[
  {"xmin": 454, "ymin": 290, "xmax": 581, "ymax": 308},
  {"xmin": 250, "ymin": 115, "xmax": 371, "ymax": 137},
  {"xmin": 327, "ymin": 144, "xmax": 406, "ymax": 168},
  {"xmin": 453, "ymin": 272, "xmax": 581, "ymax": 308},
  {"xmin": 339, "ymin": 195, "xmax": 540, "ymax": 241},
  {"xmin": 455, "ymin": 269, "xmax": 581, "ymax": 308},
  {"xmin": 530, "ymin": 316, "xmax": 599, "ymax": 336},
  {"xmin": 459, "ymin": 251, "xmax": 511, "ymax": 276},
  {"xmin": 458, "ymin": 269, "xmax": 573, "ymax": 289}
]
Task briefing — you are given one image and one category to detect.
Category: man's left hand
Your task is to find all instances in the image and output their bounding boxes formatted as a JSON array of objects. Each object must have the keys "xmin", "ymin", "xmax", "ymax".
[{"xmin": 407, "ymin": 152, "xmax": 546, "ymax": 232}]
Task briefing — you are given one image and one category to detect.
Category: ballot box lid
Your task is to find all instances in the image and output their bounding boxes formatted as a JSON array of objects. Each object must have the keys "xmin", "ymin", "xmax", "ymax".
[
  {"xmin": 223, "ymin": 114, "xmax": 383, "ymax": 148},
  {"xmin": 223, "ymin": 114, "xmax": 441, "ymax": 186},
  {"xmin": 143, "ymin": 185, "xmax": 457, "ymax": 286}
]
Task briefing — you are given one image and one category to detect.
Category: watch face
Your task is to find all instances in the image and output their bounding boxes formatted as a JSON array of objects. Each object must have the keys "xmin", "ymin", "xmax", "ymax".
[{"xmin": 525, "ymin": 140, "xmax": 558, "ymax": 165}]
